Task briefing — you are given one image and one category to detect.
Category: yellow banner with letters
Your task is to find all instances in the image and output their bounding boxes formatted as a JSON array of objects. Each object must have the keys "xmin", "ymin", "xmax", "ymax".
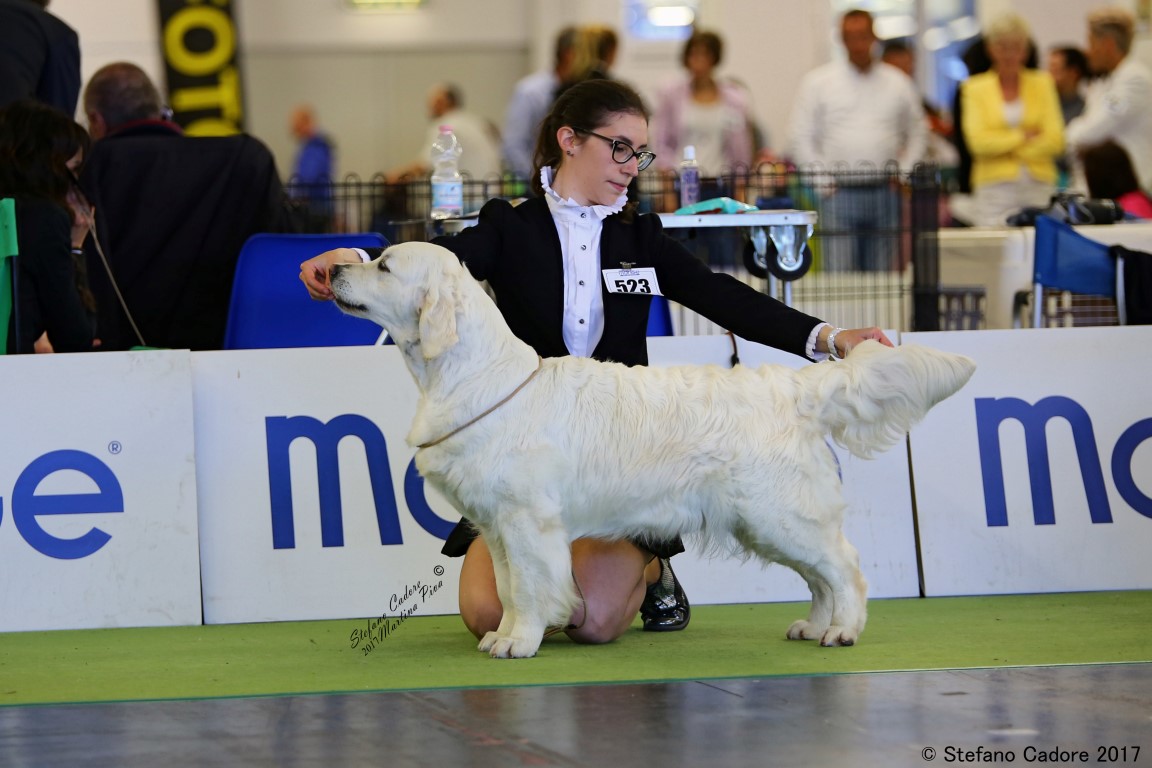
[{"xmin": 157, "ymin": 0, "xmax": 245, "ymax": 136}]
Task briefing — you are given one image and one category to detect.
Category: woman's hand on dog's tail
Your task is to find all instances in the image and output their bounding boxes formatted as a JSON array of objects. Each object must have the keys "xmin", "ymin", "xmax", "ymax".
[{"xmin": 300, "ymin": 248, "xmax": 362, "ymax": 301}]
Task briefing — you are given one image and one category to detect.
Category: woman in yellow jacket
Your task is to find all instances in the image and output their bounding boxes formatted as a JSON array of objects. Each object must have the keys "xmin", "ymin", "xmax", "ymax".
[{"xmin": 961, "ymin": 13, "xmax": 1065, "ymax": 226}]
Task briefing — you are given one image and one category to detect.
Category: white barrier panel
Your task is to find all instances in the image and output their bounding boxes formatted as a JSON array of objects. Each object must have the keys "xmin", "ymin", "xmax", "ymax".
[
  {"xmin": 907, "ymin": 328, "xmax": 1152, "ymax": 596},
  {"xmin": 193, "ymin": 347, "xmax": 463, "ymax": 624},
  {"xmin": 648, "ymin": 335, "xmax": 921, "ymax": 603},
  {"xmin": 0, "ymin": 351, "xmax": 202, "ymax": 632}
]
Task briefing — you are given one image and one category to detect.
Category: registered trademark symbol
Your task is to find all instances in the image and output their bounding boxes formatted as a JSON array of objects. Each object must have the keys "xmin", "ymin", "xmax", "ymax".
[
  {"xmin": 433, "ymin": 565, "xmax": 445, "ymax": 577},
  {"xmin": 108, "ymin": 441, "xmax": 123, "ymax": 455}
]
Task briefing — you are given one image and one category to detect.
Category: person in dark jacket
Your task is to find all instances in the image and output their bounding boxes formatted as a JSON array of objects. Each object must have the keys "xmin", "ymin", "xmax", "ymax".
[
  {"xmin": 0, "ymin": 98, "xmax": 96, "ymax": 353},
  {"xmin": 0, "ymin": 0, "xmax": 80, "ymax": 115},
  {"xmin": 78, "ymin": 62, "xmax": 295, "ymax": 351}
]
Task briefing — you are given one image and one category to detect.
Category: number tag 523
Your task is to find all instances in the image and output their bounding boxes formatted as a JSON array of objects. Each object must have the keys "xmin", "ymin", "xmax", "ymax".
[{"xmin": 602, "ymin": 267, "xmax": 663, "ymax": 296}]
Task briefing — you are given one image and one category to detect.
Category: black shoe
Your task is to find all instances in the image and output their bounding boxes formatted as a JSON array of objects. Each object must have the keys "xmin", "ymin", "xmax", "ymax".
[{"xmin": 640, "ymin": 557, "xmax": 690, "ymax": 632}]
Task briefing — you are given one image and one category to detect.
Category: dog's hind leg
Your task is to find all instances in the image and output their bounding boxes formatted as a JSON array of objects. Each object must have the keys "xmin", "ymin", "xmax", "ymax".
[
  {"xmin": 783, "ymin": 561, "xmax": 835, "ymax": 640},
  {"xmin": 741, "ymin": 513, "xmax": 868, "ymax": 646},
  {"xmin": 480, "ymin": 507, "xmax": 577, "ymax": 659},
  {"xmin": 818, "ymin": 533, "xmax": 868, "ymax": 646}
]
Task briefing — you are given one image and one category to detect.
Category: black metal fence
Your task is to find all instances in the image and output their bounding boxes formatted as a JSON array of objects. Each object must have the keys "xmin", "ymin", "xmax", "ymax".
[{"xmin": 285, "ymin": 164, "xmax": 976, "ymax": 333}]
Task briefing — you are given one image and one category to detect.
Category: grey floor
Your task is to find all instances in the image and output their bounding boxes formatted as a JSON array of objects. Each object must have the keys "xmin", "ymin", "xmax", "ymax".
[{"xmin": 1, "ymin": 664, "xmax": 1148, "ymax": 767}]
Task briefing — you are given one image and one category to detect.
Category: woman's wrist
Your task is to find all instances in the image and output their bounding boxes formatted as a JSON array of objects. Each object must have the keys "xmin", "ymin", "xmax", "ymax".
[{"xmin": 824, "ymin": 327, "xmax": 846, "ymax": 360}]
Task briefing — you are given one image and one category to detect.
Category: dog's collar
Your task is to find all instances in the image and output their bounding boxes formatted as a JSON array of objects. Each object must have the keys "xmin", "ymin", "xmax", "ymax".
[{"xmin": 417, "ymin": 356, "xmax": 544, "ymax": 450}]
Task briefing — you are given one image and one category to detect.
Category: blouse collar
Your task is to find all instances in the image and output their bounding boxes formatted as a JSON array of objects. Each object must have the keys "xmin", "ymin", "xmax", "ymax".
[{"xmin": 539, "ymin": 166, "xmax": 627, "ymax": 221}]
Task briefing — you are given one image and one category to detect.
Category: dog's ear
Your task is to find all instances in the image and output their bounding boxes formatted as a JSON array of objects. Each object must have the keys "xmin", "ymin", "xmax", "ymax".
[{"xmin": 418, "ymin": 275, "xmax": 459, "ymax": 359}]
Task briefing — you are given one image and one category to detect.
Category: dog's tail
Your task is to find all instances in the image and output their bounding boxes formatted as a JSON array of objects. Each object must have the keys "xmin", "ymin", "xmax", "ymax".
[{"xmin": 800, "ymin": 340, "xmax": 976, "ymax": 459}]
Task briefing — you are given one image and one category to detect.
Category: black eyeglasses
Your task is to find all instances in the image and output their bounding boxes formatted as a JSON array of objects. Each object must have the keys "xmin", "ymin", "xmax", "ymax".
[{"xmin": 576, "ymin": 128, "xmax": 656, "ymax": 171}]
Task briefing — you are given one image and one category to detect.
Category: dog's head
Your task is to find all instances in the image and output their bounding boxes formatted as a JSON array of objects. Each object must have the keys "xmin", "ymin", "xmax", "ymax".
[{"xmin": 331, "ymin": 242, "xmax": 464, "ymax": 359}]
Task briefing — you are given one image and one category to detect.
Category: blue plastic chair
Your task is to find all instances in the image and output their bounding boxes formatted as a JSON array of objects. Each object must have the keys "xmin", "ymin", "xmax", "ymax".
[
  {"xmin": 1031, "ymin": 215, "xmax": 1125, "ymax": 328},
  {"xmin": 223, "ymin": 232, "xmax": 389, "ymax": 349}
]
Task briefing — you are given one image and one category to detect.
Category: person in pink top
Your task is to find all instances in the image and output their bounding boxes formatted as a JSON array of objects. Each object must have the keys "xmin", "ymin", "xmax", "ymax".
[{"xmin": 652, "ymin": 29, "xmax": 754, "ymax": 179}]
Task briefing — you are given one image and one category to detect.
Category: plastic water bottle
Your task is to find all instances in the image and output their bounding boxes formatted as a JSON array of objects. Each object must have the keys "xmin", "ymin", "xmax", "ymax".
[
  {"xmin": 679, "ymin": 144, "xmax": 700, "ymax": 209},
  {"xmin": 430, "ymin": 125, "xmax": 464, "ymax": 219}
]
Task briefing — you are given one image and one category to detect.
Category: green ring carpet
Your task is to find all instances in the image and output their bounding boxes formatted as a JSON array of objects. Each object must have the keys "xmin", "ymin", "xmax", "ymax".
[{"xmin": 2, "ymin": 592, "xmax": 1149, "ymax": 707}]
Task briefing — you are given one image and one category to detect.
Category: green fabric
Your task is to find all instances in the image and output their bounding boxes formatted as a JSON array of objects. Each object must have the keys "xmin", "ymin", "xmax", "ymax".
[
  {"xmin": 0, "ymin": 198, "xmax": 17, "ymax": 355},
  {"xmin": 2, "ymin": 592, "xmax": 1149, "ymax": 707}
]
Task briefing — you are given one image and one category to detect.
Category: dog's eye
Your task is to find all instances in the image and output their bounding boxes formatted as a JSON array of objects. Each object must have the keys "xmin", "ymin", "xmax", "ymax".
[{"xmin": 377, "ymin": 260, "xmax": 390, "ymax": 273}]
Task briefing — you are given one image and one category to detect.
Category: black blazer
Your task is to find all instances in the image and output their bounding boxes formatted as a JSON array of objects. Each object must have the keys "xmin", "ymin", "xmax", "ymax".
[
  {"xmin": 0, "ymin": 0, "xmax": 80, "ymax": 114},
  {"xmin": 375, "ymin": 196, "xmax": 823, "ymax": 366}
]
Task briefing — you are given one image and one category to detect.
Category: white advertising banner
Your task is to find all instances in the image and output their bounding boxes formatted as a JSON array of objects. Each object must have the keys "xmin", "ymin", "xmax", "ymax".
[
  {"xmin": 11, "ymin": 328, "xmax": 1142, "ymax": 634},
  {"xmin": 0, "ymin": 351, "xmax": 202, "ymax": 632},
  {"xmin": 192, "ymin": 346, "xmax": 463, "ymax": 625},
  {"xmin": 907, "ymin": 328, "xmax": 1152, "ymax": 596},
  {"xmin": 648, "ymin": 334, "xmax": 921, "ymax": 603}
]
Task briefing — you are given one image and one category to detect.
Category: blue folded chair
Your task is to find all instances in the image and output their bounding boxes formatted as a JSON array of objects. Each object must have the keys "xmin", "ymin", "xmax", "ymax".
[
  {"xmin": 223, "ymin": 232, "xmax": 389, "ymax": 349},
  {"xmin": 1031, "ymin": 215, "xmax": 1125, "ymax": 328}
]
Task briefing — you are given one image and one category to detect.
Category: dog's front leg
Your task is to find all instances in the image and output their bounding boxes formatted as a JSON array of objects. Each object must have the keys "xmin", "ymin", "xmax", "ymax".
[
  {"xmin": 477, "ymin": 535, "xmax": 519, "ymax": 653},
  {"xmin": 482, "ymin": 509, "xmax": 576, "ymax": 659}
]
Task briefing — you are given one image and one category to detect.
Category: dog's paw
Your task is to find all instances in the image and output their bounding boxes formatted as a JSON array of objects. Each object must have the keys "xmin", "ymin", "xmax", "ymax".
[
  {"xmin": 818, "ymin": 626, "xmax": 858, "ymax": 647},
  {"xmin": 785, "ymin": 620, "xmax": 827, "ymax": 641},
  {"xmin": 477, "ymin": 631, "xmax": 501, "ymax": 653},
  {"xmin": 487, "ymin": 635, "xmax": 541, "ymax": 659}
]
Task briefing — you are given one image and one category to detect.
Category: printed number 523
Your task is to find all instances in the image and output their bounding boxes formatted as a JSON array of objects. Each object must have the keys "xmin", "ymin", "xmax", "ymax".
[{"xmin": 614, "ymin": 278, "xmax": 651, "ymax": 294}]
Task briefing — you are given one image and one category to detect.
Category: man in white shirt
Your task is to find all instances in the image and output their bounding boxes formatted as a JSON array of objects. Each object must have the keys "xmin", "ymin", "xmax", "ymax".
[
  {"xmin": 397, "ymin": 82, "xmax": 502, "ymax": 184},
  {"xmin": 788, "ymin": 9, "xmax": 926, "ymax": 271},
  {"xmin": 1065, "ymin": 7, "xmax": 1152, "ymax": 195},
  {"xmin": 385, "ymin": 83, "xmax": 503, "ymax": 217}
]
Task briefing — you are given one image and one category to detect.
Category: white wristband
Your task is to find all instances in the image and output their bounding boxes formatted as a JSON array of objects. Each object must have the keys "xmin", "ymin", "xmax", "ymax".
[{"xmin": 827, "ymin": 327, "xmax": 845, "ymax": 361}]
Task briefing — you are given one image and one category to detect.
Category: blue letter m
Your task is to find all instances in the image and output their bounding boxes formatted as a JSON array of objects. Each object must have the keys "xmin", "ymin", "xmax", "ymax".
[
  {"xmin": 975, "ymin": 396, "xmax": 1112, "ymax": 527},
  {"xmin": 265, "ymin": 414, "xmax": 402, "ymax": 549}
]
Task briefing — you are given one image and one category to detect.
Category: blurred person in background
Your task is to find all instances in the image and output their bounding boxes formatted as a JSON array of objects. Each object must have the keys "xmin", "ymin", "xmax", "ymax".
[
  {"xmin": 0, "ymin": 0, "xmax": 80, "ymax": 115},
  {"xmin": 788, "ymin": 9, "xmax": 926, "ymax": 270},
  {"xmin": 1065, "ymin": 6, "xmax": 1152, "ymax": 195},
  {"xmin": 1047, "ymin": 45, "xmax": 1089, "ymax": 186},
  {"xmin": 960, "ymin": 13, "xmax": 1064, "ymax": 226},
  {"xmin": 0, "ymin": 98, "xmax": 97, "ymax": 353},
  {"xmin": 1080, "ymin": 141, "xmax": 1152, "ymax": 219},
  {"xmin": 388, "ymin": 82, "xmax": 502, "ymax": 185},
  {"xmin": 1048, "ymin": 45, "xmax": 1089, "ymax": 125},
  {"xmin": 555, "ymin": 24, "xmax": 618, "ymax": 98},
  {"xmin": 881, "ymin": 40, "xmax": 958, "ymax": 169},
  {"xmin": 502, "ymin": 26, "xmax": 576, "ymax": 179},
  {"xmin": 652, "ymin": 29, "xmax": 754, "ymax": 179},
  {"xmin": 288, "ymin": 104, "xmax": 336, "ymax": 231}
]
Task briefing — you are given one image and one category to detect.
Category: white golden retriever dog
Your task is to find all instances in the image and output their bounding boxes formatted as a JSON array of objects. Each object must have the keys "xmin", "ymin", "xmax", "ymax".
[{"xmin": 330, "ymin": 242, "xmax": 975, "ymax": 659}]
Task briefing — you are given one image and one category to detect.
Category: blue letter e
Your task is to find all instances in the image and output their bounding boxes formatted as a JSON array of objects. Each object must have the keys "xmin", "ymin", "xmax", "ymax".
[{"xmin": 12, "ymin": 450, "xmax": 124, "ymax": 560}]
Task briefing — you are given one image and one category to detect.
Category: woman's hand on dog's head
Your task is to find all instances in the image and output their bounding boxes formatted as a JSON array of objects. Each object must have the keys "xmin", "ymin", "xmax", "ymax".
[{"xmin": 300, "ymin": 248, "xmax": 362, "ymax": 301}]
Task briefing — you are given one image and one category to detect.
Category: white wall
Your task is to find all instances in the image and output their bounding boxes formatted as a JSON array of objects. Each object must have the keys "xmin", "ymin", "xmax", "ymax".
[{"xmin": 47, "ymin": 0, "xmax": 1147, "ymax": 180}]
